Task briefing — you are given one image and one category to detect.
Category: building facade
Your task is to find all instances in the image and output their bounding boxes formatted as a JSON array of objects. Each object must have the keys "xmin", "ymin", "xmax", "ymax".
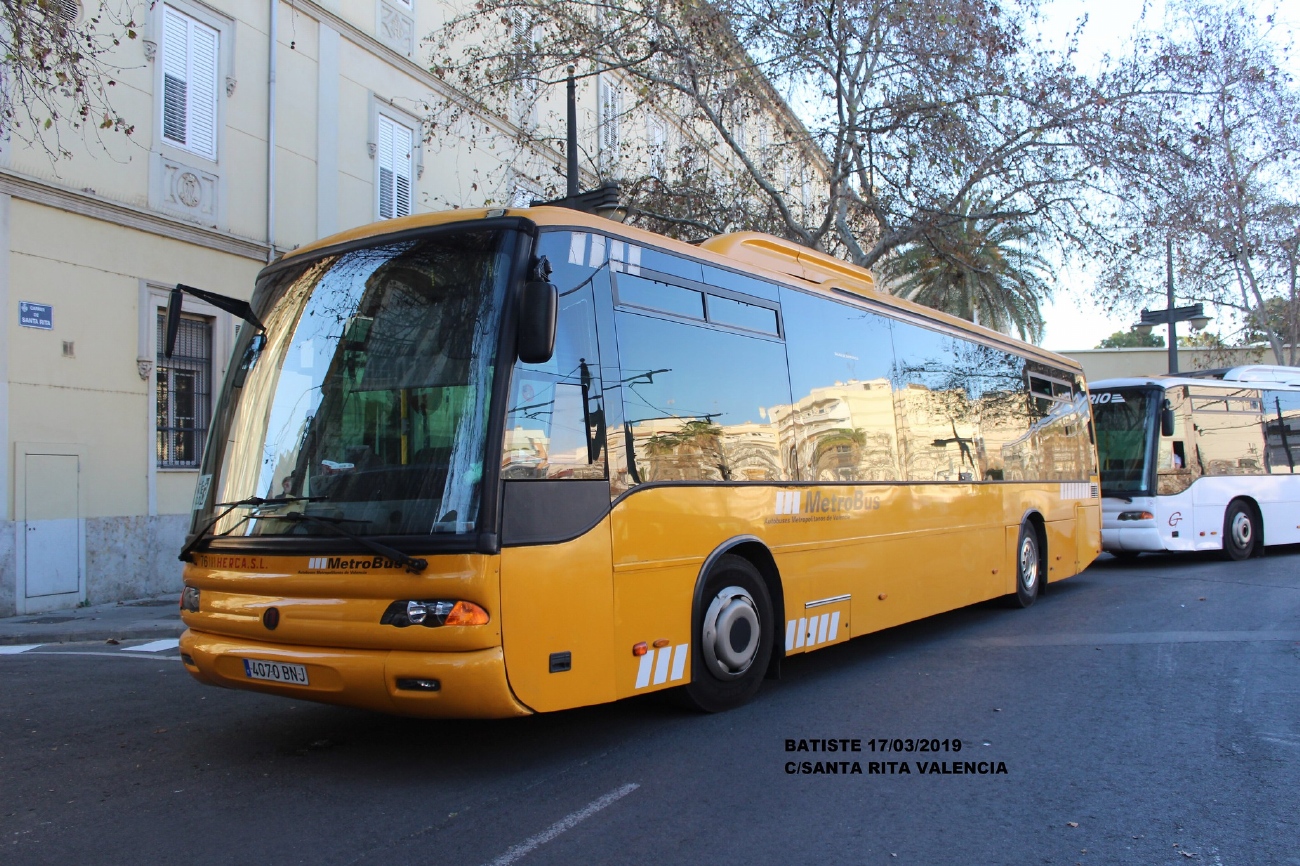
[{"xmin": 0, "ymin": 0, "xmax": 821, "ymax": 614}]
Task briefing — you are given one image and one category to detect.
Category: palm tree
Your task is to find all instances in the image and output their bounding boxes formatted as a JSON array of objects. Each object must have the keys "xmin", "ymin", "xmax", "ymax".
[{"xmin": 877, "ymin": 204, "xmax": 1053, "ymax": 342}]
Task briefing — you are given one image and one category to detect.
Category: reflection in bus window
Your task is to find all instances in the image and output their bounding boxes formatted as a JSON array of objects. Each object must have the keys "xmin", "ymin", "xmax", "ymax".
[
  {"xmin": 1264, "ymin": 390, "xmax": 1300, "ymax": 474},
  {"xmin": 614, "ymin": 311, "xmax": 792, "ymax": 484},
  {"xmin": 1192, "ymin": 388, "xmax": 1266, "ymax": 476},
  {"xmin": 502, "ymin": 277, "xmax": 606, "ymax": 480},
  {"xmin": 779, "ymin": 288, "xmax": 898, "ymax": 481}
]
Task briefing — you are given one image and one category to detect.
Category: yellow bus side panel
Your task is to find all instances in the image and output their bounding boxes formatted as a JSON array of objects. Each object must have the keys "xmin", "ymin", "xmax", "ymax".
[
  {"xmin": 500, "ymin": 518, "xmax": 617, "ymax": 712},
  {"xmin": 1076, "ymin": 502, "xmax": 1101, "ymax": 572}
]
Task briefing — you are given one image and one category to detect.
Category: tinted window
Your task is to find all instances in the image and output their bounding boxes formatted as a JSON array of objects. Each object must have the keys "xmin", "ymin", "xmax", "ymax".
[
  {"xmin": 502, "ymin": 232, "xmax": 606, "ymax": 480},
  {"xmin": 616, "ymin": 273, "xmax": 705, "ymax": 319},
  {"xmin": 1263, "ymin": 390, "xmax": 1300, "ymax": 474},
  {"xmin": 1192, "ymin": 388, "xmax": 1265, "ymax": 476},
  {"xmin": 701, "ymin": 264, "xmax": 781, "ymax": 302},
  {"xmin": 780, "ymin": 287, "xmax": 899, "ymax": 481},
  {"xmin": 890, "ymin": 322, "xmax": 986, "ymax": 481},
  {"xmin": 615, "ymin": 311, "xmax": 792, "ymax": 484},
  {"xmin": 707, "ymin": 295, "xmax": 780, "ymax": 335}
]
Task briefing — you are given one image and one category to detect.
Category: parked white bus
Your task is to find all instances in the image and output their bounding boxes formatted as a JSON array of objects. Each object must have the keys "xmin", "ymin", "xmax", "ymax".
[{"xmin": 1091, "ymin": 366, "xmax": 1300, "ymax": 560}]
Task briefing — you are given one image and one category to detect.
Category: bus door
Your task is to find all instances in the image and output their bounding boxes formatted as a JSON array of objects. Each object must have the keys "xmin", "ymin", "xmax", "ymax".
[{"xmin": 498, "ymin": 265, "xmax": 616, "ymax": 713}]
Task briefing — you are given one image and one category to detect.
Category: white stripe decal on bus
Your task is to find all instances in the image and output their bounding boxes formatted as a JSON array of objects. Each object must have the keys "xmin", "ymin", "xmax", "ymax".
[
  {"xmin": 795, "ymin": 617, "xmax": 807, "ymax": 648},
  {"xmin": 785, "ymin": 619, "xmax": 798, "ymax": 651},
  {"xmin": 817, "ymin": 613, "xmax": 829, "ymax": 645},
  {"xmin": 829, "ymin": 611, "xmax": 841, "ymax": 641},
  {"xmin": 652, "ymin": 644, "xmax": 673, "ymax": 685},
  {"xmin": 635, "ymin": 650, "xmax": 654, "ymax": 689},
  {"xmin": 670, "ymin": 644, "xmax": 688, "ymax": 681}
]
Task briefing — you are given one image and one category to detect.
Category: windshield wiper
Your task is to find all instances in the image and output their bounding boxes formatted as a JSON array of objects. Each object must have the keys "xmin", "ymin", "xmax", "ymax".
[
  {"xmin": 178, "ymin": 496, "xmax": 326, "ymax": 562},
  {"xmin": 270, "ymin": 511, "xmax": 428, "ymax": 574}
]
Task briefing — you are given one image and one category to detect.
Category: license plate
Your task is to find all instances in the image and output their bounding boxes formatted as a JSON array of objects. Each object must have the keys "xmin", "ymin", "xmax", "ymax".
[{"xmin": 242, "ymin": 658, "xmax": 309, "ymax": 685}]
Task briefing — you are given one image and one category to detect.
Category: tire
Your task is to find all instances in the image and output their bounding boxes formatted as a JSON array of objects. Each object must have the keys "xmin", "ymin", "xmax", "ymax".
[
  {"xmin": 681, "ymin": 554, "xmax": 774, "ymax": 713},
  {"xmin": 1009, "ymin": 522, "xmax": 1042, "ymax": 609},
  {"xmin": 1222, "ymin": 500, "xmax": 1258, "ymax": 561}
]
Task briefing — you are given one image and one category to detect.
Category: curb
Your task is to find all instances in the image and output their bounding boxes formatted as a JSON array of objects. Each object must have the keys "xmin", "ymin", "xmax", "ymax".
[{"xmin": 0, "ymin": 622, "xmax": 186, "ymax": 646}]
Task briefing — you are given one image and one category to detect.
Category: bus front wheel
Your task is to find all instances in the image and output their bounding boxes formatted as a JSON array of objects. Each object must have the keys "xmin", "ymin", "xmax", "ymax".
[
  {"xmin": 1009, "ymin": 523, "xmax": 1041, "ymax": 609},
  {"xmin": 1222, "ymin": 501, "xmax": 1259, "ymax": 561},
  {"xmin": 682, "ymin": 555, "xmax": 774, "ymax": 713}
]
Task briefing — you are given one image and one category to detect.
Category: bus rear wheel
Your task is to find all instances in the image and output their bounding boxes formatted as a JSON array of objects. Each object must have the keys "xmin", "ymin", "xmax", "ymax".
[
  {"xmin": 682, "ymin": 555, "xmax": 773, "ymax": 713},
  {"xmin": 1222, "ymin": 501, "xmax": 1259, "ymax": 561},
  {"xmin": 1009, "ymin": 523, "xmax": 1041, "ymax": 609}
]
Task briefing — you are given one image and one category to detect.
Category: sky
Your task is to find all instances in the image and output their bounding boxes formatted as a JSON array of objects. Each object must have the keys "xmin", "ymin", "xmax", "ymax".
[{"xmin": 1032, "ymin": 0, "xmax": 1297, "ymax": 351}]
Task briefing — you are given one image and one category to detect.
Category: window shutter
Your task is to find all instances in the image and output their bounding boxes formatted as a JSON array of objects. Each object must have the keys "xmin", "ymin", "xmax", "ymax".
[
  {"xmin": 161, "ymin": 7, "xmax": 219, "ymax": 160},
  {"xmin": 598, "ymin": 75, "xmax": 620, "ymax": 161},
  {"xmin": 377, "ymin": 116, "xmax": 413, "ymax": 219},
  {"xmin": 393, "ymin": 122, "xmax": 413, "ymax": 218},
  {"xmin": 377, "ymin": 116, "xmax": 395, "ymax": 219},
  {"xmin": 187, "ymin": 22, "xmax": 219, "ymax": 158},
  {"xmin": 162, "ymin": 9, "xmax": 189, "ymax": 146}
]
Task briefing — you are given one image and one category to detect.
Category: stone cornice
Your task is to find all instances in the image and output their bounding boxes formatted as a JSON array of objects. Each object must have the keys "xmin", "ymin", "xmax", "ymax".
[{"xmin": 0, "ymin": 170, "xmax": 272, "ymax": 262}]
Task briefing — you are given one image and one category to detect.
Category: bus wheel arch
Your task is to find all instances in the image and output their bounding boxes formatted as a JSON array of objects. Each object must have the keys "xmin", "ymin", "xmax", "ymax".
[
  {"xmin": 683, "ymin": 538, "xmax": 782, "ymax": 711},
  {"xmin": 1223, "ymin": 498, "xmax": 1262, "ymax": 560}
]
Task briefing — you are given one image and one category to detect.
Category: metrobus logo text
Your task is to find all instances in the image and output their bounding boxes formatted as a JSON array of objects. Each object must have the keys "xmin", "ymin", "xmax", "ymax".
[
  {"xmin": 773, "ymin": 489, "xmax": 881, "ymax": 518},
  {"xmin": 1089, "ymin": 392, "xmax": 1126, "ymax": 404},
  {"xmin": 306, "ymin": 556, "xmax": 404, "ymax": 571}
]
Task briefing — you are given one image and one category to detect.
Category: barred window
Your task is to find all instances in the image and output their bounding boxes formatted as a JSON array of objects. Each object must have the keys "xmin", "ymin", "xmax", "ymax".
[{"xmin": 157, "ymin": 312, "xmax": 212, "ymax": 468}]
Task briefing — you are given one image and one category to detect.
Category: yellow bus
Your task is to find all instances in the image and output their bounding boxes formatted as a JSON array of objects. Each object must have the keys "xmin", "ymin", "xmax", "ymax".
[{"xmin": 177, "ymin": 207, "xmax": 1101, "ymax": 717}]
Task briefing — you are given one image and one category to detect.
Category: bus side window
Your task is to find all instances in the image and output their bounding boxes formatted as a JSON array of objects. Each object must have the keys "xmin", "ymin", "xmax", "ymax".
[
  {"xmin": 1191, "ymin": 388, "xmax": 1265, "ymax": 476},
  {"xmin": 613, "ymin": 307, "xmax": 792, "ymax": 484},
  {"xmin": 502, "ymin": 233, "xmax": 606, "ymax": 480},
  {"xmin": 1264, "ymin": 390, "xmax": 1300, "ymax": 474},
  {"xmin": 780, "ymin": 287, "xmax": 897, "ymax": 481}
]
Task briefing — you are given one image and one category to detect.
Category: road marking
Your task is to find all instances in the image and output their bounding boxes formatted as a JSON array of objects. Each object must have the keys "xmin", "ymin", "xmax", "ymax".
[
  {"xmin": 0, "ymin": 644, "xmax": 41, "ymax": 654},
  {"xmin": 483, "ymin": 783, "xmax": 639, "ymax": 866},
  {"xmin": 122, "ymin": 638, "xmax": 181, "ymax": 653}
]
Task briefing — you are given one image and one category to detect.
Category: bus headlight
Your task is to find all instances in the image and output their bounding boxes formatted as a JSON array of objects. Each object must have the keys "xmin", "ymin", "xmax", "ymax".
[
  {"xmin": 381, "ymin": 599, "xmax": 490, "ymax": 627},
  {"xmin": 1117, "ymin": 511, "xmax": 1155, "ymax": 521},
  {"xmin": 180, "ymin": 586, "xmax": 201, "ymax": 612}
]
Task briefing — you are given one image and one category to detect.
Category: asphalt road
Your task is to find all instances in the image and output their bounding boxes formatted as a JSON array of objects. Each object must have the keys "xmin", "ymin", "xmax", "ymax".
[{"xmin": 3, "ymin": 550, "xmax": 1299, "ymax": 866}]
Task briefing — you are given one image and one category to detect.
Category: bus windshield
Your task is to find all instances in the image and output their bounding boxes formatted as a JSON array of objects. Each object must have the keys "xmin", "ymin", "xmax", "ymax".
[
  {"xmin": 194, "ymin": 227, "xmax": 515, "ymax": 540},
  {"xmin": 1092, "ymin": 387, "xmax": 1158, "ymax": 496}
]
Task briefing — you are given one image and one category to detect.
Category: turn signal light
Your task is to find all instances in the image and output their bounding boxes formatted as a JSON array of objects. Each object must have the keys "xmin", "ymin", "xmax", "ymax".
[
  {"xmin": 443, "ymin": 601, "xmax": 489, "ymax": 626},
  {"xmin": 632, "ymin": 642, "xmax": 649, "ymax": 657},
  {"xmin": 1118, "ymin": 511, "xmax": 1155, "ymax": 521}
]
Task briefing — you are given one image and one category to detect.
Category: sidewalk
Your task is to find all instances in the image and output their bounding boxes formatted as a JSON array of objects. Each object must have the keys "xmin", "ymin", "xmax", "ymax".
[{"xmin": 0, "ymin": 595, "xmax": 185, "ymax": 646}]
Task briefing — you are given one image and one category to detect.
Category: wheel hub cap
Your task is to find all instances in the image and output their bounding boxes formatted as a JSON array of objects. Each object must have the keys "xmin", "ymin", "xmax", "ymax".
[
  {"xmin": 1231, "ymin": 511, "xmax": 1252, "ymax": 547},
  {"xmin": 702, "ymin": 586, "xmax": 760, "ymax": 679},
  {"xmin": 1020, "ymin": 538, "xmax": 1038, "ymax": 590}
]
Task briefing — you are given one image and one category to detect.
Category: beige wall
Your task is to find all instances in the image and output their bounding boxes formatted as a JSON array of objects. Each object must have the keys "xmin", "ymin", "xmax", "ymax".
[{"xmin": 1061, "ymin": 347, "xmax": 1278, "ymax": 385}]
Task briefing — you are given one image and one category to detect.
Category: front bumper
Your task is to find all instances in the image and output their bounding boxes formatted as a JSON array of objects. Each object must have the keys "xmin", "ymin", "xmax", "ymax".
[{"xmin": 179, "ymin": 629, "xmax": 532, "ymax": 719}]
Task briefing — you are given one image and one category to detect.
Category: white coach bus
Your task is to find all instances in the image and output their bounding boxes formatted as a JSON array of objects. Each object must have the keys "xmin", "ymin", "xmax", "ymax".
[{"xmin": 1091, "ymin": 366, "xmax": 1300, "ymax": 560}]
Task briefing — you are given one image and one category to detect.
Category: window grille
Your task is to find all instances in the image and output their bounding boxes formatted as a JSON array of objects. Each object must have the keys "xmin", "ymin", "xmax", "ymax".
[
  {"xmin": 156, "ymin": 313, "xmax": 212, "ymax": 468},
  {"xmin": 161, "ymin": 6, "xmax": 219, "ymax": 159}
]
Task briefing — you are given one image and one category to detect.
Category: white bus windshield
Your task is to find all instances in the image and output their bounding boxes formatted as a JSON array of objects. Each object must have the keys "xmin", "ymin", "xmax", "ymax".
[{"xmin": 1092, "ymin": 388, "xmax": 1158, "ymax": 496}]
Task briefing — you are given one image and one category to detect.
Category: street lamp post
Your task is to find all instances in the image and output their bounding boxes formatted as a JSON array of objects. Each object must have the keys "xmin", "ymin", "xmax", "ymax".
[
  {"xmin": 1132, "ymin": 238, "xmax": 1212, "ymax": 374},
  {"xmin": 531, "ymin": 65, "xmax": 623, "ymax": 219}
]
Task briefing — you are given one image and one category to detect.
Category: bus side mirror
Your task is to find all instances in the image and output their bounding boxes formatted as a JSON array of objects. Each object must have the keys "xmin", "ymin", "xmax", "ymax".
[
  {"xmin": 163, "ymin": 286, "xmax": 184, "ymax": 359},
  {"xmin": 517, "ymin": 280, "xmax": 557, "ymax": 364},
  {"xmin": 1160, "ymin": 401, "xmax": 1176, "ymax": 437}
]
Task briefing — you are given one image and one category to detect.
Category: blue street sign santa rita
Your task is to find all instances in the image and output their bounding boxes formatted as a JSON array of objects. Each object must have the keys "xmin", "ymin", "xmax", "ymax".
[{"xmin": 18, "ymin": 301, "xmax": 53, "ymax": 330}]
